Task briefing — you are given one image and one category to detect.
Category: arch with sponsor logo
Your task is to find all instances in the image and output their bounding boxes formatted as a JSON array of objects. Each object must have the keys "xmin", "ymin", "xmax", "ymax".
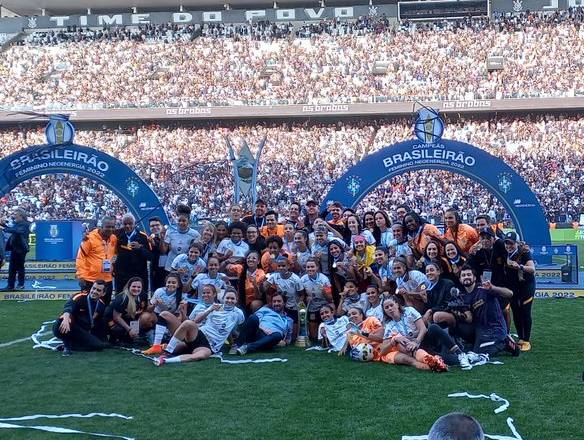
[
  {"xmin": 0, "ymin": 143, "xmax": 168, "ymax": 232},
  {"xmin": 323, "ymin": 138, "xmax": 551, "ymax": 246}
]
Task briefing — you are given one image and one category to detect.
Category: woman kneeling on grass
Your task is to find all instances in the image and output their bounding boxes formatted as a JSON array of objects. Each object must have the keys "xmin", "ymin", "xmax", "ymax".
[
  {"xmin": 155, "ymin": 289, "xmax": 244, "ymax": 366},
  {"xmin": 379, "ymin": 295, "xmax": 450, "ymax": 372}
]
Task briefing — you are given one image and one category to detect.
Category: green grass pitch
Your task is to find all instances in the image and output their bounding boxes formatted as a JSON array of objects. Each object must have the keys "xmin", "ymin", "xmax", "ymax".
[{"xmin": 0, "ymin": 300, "xmax": 583, "ymax": 440}]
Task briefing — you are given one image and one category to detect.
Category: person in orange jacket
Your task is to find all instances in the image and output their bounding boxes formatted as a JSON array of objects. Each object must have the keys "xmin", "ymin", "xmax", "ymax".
[{"xmin": 76, "ymin": 216, "xmax": 117, "ymax": 305}]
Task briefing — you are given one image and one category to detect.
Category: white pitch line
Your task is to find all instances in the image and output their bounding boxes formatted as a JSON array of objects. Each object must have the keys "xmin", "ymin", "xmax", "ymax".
[{"xmin": 0, "ymin": 331, "xmax": 51, "ymax": 349}]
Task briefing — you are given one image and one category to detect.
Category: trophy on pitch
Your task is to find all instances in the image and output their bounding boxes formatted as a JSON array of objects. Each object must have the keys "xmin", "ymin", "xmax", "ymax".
[{"xmin": 295, "ymin": 301, "xmax": 310, "ymax": 348}]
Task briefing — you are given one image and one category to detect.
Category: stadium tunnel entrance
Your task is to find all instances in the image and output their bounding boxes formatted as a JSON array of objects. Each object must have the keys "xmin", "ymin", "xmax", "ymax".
[
  {"xmin": 323, "ymin": 137, "xmax": 551, "ymax": 246},
  {"xmin": 0, "ymin": 143, "xmax": 168, "ymax": 233}
]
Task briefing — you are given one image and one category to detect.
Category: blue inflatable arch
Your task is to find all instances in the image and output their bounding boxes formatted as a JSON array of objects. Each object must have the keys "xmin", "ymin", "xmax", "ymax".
[
  {"xmin": 322, "ymin": 138, "xmax": 551, "ymax": 246},
  {"xmin": 0, "ymin": 143, "xmax": 168, "ymax": 232}
]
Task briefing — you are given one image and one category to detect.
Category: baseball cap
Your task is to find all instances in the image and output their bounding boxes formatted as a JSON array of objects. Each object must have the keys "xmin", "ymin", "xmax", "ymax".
[
  {"xmin": 478, "ymin": 227, "xmax": 495, "ymax": 238},
  {"xmin": 306, "ymin": 199, "xmax": 318, "ymax": 206},
  {"xmin": 504, "ymin": 231, "xmax": 519, "ymax": 243}
]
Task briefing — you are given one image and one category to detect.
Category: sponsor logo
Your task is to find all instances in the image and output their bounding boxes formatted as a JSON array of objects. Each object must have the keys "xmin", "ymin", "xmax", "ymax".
[
  {"xmin": 165, "ymin": 108, "xmax": 212, "ymax": 115},
  {"xmin": 301, "ymin": 104, "xmax": 349, "ymax": 113},
  {"xmin": 442, "ymin": 100, "xmax": 492, "ymax": 110}
]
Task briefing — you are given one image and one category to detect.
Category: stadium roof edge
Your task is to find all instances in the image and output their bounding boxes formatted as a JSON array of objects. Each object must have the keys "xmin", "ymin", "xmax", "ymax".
[{"xmin": 0, "ymin": 0, "xmax": 374, "ymax": 16}]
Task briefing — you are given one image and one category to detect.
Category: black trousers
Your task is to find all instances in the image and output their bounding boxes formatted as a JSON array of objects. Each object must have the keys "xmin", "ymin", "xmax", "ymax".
[
  {"xmin": 79, "ymin": 279, "xmax": 113, "ymax": 306},
  {"xmin": 7, "ymin": 251, "xmax": 26, "ymax": 288},
  {"xmin": 510, "ymin": 290, "xmax": 534, "ymax": 342},
  {"xmin": 150, "ymin": 267, "xmax": 168, "ymax": 292},
  {"xmin": 421, "ymin": 323, "xmax": 459, "ymax": 365},
  {"xmin": 53, "ymin": 319, "xmax": 107, "ymax": 351}
]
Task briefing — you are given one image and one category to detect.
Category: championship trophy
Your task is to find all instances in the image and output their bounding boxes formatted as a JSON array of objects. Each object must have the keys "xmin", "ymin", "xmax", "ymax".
[{"xmin": 295, "ymin": 301, "xmax": 310, "ymax": 348}]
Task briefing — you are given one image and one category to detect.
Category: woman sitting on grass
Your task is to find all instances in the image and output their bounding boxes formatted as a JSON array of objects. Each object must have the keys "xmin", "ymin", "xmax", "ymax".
[{"xmin": 154, "ymin": 289, "xmax": 245, "ymax": 366}]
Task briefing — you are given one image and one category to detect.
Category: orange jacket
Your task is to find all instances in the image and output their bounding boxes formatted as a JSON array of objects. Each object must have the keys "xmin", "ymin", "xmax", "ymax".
[
  {"xmin": 444, "ymin": 223, "xmax": 479, "ymax": 254},
  {"xmin": 260, "ymin": 224, "xmax": 285, "ymax": 238},
  {"xmin": 76, "ymin": 229, "xmax": 117, "ymax": 282}
]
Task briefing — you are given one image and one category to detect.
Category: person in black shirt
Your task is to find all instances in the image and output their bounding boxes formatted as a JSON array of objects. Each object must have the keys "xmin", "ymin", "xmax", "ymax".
[
  {"xmin": 422, "ymin": 261, "xmax": 455, "ymax": 325},
  {"xmin": 148, "ymin": 216, "xmax": 168, "ymax": 291},
  {"xmin": 104, "ymin": 277, "xmax": 149, "ymax": 345},
  {"xmin": 0, "ymin": 208, "xmax": 31, "ymax": 291},
  {"xmin": 245, "ymin": 224, "xmax": 266, "ymax": 254},
  {"xmin": 114, "ymin": 213, "xmax": 152, "ymax": 294},
  {"xmin": 242, "ymin": 198, "xmax": 267, "ymax": 228},
  {"xmin": 502, "ymin": 232, "xmax": 536, "ymax": 352},
  {"xmin": 53, "ymin": 280, "xmax": 108, "ymax": 356},
  {"xmin": 467, "ymin": 227, "xmax": 511, "ymax": 329},
  {"xmin": 459, "ymin": 266, "xmax": 519, "ymax": 357}
]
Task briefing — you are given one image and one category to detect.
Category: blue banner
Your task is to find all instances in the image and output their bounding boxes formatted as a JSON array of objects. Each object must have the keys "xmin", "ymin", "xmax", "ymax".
[
  {"xmin": 0, "ymin": 144, "xmax": 168, "ymax": 233},
  {"xmin": 323, "ymin": 111, "xmax": 550, "ymax": 247},
  {"xmin": 35, "ymin": 221, "xmax": 83, "ymax": 260}
]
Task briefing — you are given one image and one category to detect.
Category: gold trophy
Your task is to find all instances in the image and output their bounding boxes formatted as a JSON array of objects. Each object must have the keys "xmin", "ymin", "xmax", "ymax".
[{"xmin": 295, "ymin": 301, "xmax": 310, "ymax": 348}]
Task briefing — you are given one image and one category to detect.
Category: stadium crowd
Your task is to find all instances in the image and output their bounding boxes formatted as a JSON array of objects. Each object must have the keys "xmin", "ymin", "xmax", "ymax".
[
  {"xmin": 1, "ymin": 114, "xmax": 583, "ymax": 224},
  {"xmin": 1, "ymin": 9, "xmax": 583, "ymax": 110}
]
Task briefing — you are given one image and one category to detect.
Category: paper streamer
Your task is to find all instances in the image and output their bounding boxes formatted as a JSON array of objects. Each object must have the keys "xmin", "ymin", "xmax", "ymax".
[
  {"xmin": 463, "ymin": 358, "xmax": 504, "ymax": 370},
  {"xmin": 401, "ymin": 393, "xmax": 524, "ymax": 440},
  {"xmin": 31, "ymin": 320, "xmax": 62, "ymax": 351},
  {"xmin": 31, "ymin": 281, "xmax": 56, "ymax": 290},
  {"xmin": 305, "ymin": 346, "xmax": 334, "ymax": 353},
  {"xmin": 448, "ymin": 392, "xmax": 510, "ymax": 414},
  {"xmin": 0, "ymin": 413, "xmax": 134, "ymax": 440},
  {"xmin": 210, "ymin": 354, "xmax": 288, "ymax": 364}
]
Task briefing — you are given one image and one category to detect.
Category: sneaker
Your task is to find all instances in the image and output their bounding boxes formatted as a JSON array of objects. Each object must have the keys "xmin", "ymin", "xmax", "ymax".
[
  {"xmin": 228, "ymin": 345, "xmax": 239, "ymax": 355},
  {"xmin": 466, "ymin": 351, "xmax": 489, "ymax": 364},
  {"xmin": 142, "ymin": 344, "xmax": 164, "ymax": 355},
  {"xmin": 15, "ymin": 285, "xmax": 25, "ymax": 291},
  {"xmin": 236, "ymin": 345, "xmax": 248, "ymax": 356},
  {"xmin": 154, "ymin": 355, "xmax": 167, "ymax": 367},
  {"xmin": 424, "ymin": 354, "xmax": 448, "ymax": 372},
  {"xmin": 458, "ymin": 353, "xmax": 471, "ymax": 370},
  {"xmin": 62, "ymin": 346, "xmax": 72, "ymax": 357},
  {"xmin": 519, "ymin": 341, "xmax": 531, "ymax": 352}
]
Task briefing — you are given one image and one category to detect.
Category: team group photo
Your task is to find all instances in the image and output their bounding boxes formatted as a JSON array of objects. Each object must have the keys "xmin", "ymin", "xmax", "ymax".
[{"xmin": 0, "ymin": 0, "xmax": 582, "ymax": 439}]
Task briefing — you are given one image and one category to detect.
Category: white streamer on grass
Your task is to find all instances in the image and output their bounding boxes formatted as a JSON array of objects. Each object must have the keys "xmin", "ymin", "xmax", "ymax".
[
  {"xmin": 31, "ymin": 320, "xmax": 62, "ymax": 350},
  {"xmin": 210, "ymin": 353, "xmax": 288, "ymax": 364},
  {"xmin": 0, "ymin": 413, "xmax": 134, "ymax": 440},
  {"xmin": 401, "ymin": 393, "xmax": 525, "ymax": 440},
  {"xmin": 448, "ymin": 392, "xmax": 510, "ymax": 414}
]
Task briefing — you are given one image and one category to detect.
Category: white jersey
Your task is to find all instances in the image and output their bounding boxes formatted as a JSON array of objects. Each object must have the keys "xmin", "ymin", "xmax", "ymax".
[
  {"xmin": 383, "ymin": 306, "xmax": 422, "ymax": 340},
  {"xmin": 318, "ymin": 315, "xmax": 350, "ymax": 352},
  {"xmin": 164, "ymin": 227, "xmax": 201, "ymax": 271},
  {"xmin": 200, "ymin": 307, "xmax": 245, "ymax": 353},
  {"xmin": 365, "ymin": 303, "xmax": 384, "ymax": 322},
  {"xmin": 150, "ymin": 288, "xmax": 180, "ymax": 315},
  {"xmin": 188, "ymin": 301, "xmax": 215, "ymax": 322},
  {"xmin": 266, "ymin": 272, "xmax": 303, "ymax": 310},
  {"xmin": 300, "ymin": 273, "xmax": 331, "ymax": 312},
  {"xmin": 340, "ymin": 293, "xmax": 368, "ymax": 314},
  {"xmin": 171, "ymin": 254, "xmax": 206, "ymax": 284},
  {"xmin": 216, "ymin": 238, "xmax": 249, "ymax": 258},
  {"xmin": 191, "ymin": 273, "xmax": 228, "ymax": 300}
]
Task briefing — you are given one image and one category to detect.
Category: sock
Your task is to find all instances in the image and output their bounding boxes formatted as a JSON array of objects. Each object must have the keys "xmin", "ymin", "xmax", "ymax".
[
  {"xmin": 153, "ymin": 324, "xmax": 166, "ymax": 345},
  {"xmin": 165, "ymin": 336, "xmax": 181, "ymax": 354},
  {"xmin": 165, "ymin": 356, "xmax": 182, "ymax": 364}
]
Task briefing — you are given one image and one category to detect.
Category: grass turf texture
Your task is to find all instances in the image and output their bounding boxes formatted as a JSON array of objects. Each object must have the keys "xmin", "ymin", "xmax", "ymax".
[{"xmin": 0, "ymin": 300, "xmax": 583, "ymax": 440}]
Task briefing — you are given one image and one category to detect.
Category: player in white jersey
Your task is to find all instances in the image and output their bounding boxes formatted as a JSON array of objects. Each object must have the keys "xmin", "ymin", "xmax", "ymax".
[
  {"xmin": 155, "ymin": 290, "xmax": 245, "ymax": 365},
  {"xmin": 170, "ymin": 243, "xmax": 206, "ymax": 291},
  {"xmin": 318, "ymin": 304, "xmax": 350, "ymax": 352},
  {"xmin": 191, "ymin": 256, "xmax": 229, "ymax": 301}
]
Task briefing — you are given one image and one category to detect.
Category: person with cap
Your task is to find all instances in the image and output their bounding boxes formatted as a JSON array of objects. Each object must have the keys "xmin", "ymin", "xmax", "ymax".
[
  {"xmin": 502, "ymin": 231, "xmax": 536, "ymax": 352},
  {"xmin": 302, "ymin": 199, "xmax": 320, "ymax": 233},
  {"xmin": 242, "ymin": 198, "xmax": 267, "ymax": 228}
]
